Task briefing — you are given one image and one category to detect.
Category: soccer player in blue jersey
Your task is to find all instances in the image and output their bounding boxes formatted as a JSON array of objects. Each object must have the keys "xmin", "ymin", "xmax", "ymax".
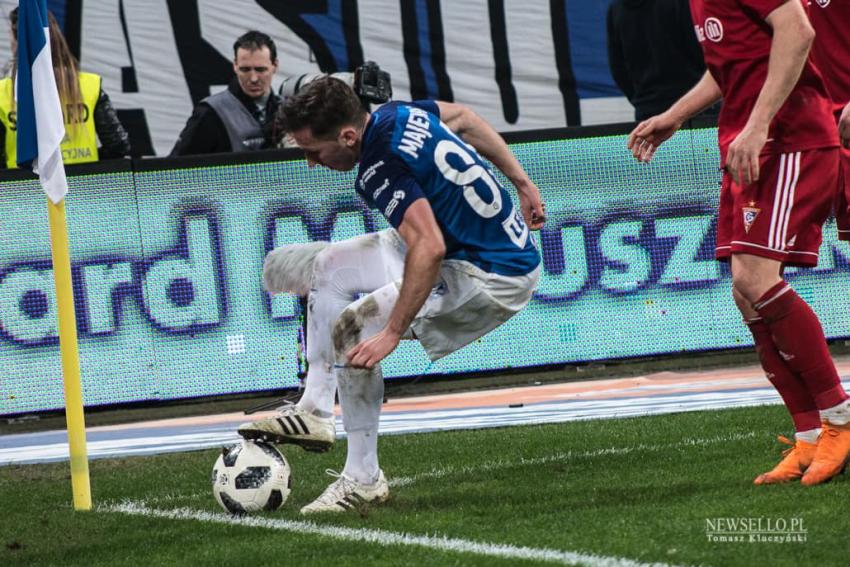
[{"xmin": 239, "ymin": 77, "xmax": 545, "ymax": 513}]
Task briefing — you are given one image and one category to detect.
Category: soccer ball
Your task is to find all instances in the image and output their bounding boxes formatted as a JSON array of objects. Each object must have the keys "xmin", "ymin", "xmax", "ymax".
[{"xmin": 211, "ymin": 440, "xmax": 292, "ymax": 514}]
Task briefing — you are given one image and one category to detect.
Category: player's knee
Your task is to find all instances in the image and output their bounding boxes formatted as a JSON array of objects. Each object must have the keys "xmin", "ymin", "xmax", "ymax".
[
  {"xmin": 332, "ymin": 307, "xmax": 362, "ymax": 362},
  {"xmin": 731, "ymin": 272, "xmax": 764, "ymax": 305},
  {"xmin": 731, "ymin": 286, "xmax": 756, "ymax": 316},
  {"xmin": 332, "ymin": 296, "xmax": 383, "ymax": 361}
]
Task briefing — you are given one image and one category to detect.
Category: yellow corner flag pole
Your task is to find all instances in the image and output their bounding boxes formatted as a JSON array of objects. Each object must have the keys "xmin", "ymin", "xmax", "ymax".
[
  {"xmin": 20, "ymin": 0, "xmax": 90, "ymax": 511},
  {"xmin": 47, "ymin": 197, "xmax": 92, "ymax": 511}
]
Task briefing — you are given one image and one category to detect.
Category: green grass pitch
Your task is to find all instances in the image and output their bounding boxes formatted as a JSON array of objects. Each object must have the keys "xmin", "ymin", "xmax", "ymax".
[{"xmin": 1, "ymin": 405, "xmax": 846, "ymax": 567}]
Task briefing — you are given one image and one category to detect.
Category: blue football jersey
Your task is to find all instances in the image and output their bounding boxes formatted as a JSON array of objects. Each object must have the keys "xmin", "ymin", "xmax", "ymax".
[{"xmin": 355, "ymin": 101, "xmax": 540, "ymax": 276}]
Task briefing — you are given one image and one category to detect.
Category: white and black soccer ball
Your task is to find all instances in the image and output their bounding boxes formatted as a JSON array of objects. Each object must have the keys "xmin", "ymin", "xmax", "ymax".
[{"xmin": 211, "ymin": 440, "xmax": 292, "ymax": 514}]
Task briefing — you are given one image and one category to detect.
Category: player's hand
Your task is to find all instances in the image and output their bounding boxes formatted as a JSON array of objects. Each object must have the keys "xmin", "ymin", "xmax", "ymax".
[
  {"xmin": 346, "ymin": 327, "xmax": 402, "ymax": 369},
  {"xmin": 839, "ymin": 102, "xmax": 850, "ymax": 149},
  {"xmin": 627, "ymin": 112, "xmax": 682, "ymax": 163},
  {"xmin": 518, "ymin": 185, "xmax": 546, "ymax": 230},
  {"xmin": 726, "ymin": 123, "xmax": 768, "ymax": 185}
]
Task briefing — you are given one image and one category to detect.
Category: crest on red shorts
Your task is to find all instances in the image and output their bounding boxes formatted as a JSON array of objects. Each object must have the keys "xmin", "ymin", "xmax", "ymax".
[{"xmin": 743, "ymin": 206, "xmax": 760, "ymax": 233}]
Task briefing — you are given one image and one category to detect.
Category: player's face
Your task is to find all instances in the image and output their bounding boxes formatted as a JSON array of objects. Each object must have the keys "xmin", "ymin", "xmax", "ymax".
[
  {"xmin": 291, "ymin": 127, "xmax": 359, "ymax": 171},
  {"xmin": 233, "ymin": 47, "xmax": 277, "ymax": 100}
]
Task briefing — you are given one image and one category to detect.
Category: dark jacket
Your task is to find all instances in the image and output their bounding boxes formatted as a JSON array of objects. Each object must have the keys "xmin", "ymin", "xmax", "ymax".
[
  {"xmin": 170, "ymin": 78, "xmax": 281, "ymax": 156},
  {"xmin": 93, "ymin": 89, "xmax": 132, "ymax": 159},
  {"xmin": 607, "ymin": 0, "xmax": 707, "ymax": 121}
]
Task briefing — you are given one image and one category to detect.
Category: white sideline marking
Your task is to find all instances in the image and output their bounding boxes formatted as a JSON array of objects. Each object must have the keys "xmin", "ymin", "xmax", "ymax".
[
  {"xmin": 389, "ymin": 431, "xmax": 756, "ymax": 487},
  {"xmin": 102, "ymin": 501, "xmax": 680, "ymax": 567}
]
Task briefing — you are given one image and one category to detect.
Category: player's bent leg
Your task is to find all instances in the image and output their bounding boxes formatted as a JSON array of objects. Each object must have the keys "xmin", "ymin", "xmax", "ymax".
[
  {"xmin": 731, "ymin": 261, "xmax": 824, "ymax": 483},
  {"xmin": 263, "ymin": 241, "xmax": 330, "ymax": 296},
  {"xmin": 296, "ymin": 231, "xmax": 402, "ymax": 417},
  {"xmin": 240, "ymin": 233, "xmax": 403, "ymax": 452},
  {"xmin": 301, "ymin": 285, "xmax": 398, "ymax": 514},
  {"xmin": 732, "ymin": 255, "xmax": 850, "ymax": 485}
]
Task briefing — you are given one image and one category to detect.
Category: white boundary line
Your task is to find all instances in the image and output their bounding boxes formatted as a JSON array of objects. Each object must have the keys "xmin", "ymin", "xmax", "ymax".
[
  {"xmin": 389, "ymin": 431, "xmax": 757, "ymax": 487},
  {"xmin": 102, "ymin": 501, "xmax": 681, "ymax": 567}
]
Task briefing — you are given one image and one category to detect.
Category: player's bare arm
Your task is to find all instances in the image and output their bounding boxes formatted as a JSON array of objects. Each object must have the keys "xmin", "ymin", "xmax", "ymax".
[
  {"xmin": 840, "ymin": 102, "xmax": 850, "ymax": 149},
  {"xmin": 436, "ymin": 101, "xmax": 546, "ymax": 230},
  {"xmin": 628, "ymin": 71, "xmax": 722, "ymax": 163},
  {"xmin": 726, "ymin": 0, "xmax": 814, "ymax": 185},
  {"xmin": 346, "ymin": 198, "xmax": 446, "ymax": 369}
]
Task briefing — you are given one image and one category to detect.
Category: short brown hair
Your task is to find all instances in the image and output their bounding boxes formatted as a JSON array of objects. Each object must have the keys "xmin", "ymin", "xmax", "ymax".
[
  {"xmin": 276, "ymin": 77, "xmax": 367, "ymax": 140},
  {"xmin": 233, "ymin": 30, "xmax": 277, "ymax": 61}
]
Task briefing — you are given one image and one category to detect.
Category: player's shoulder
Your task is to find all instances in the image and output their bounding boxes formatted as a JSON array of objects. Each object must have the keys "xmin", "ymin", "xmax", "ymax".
[
  {"xmin": 363, "ymin": 101, "xmax": 435, "ymax": 162},
  {"xmin": 370, "ymin": 101, "xmax": 440, "ymax": 132}
]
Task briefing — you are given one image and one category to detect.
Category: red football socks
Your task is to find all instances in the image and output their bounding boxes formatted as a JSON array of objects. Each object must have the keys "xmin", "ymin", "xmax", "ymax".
[
  {"xmin": 755, "ymin": 281, "xmax": 849, "ymax": 410},
  {"xmin": 745, "ymin": 317, "xmax": 820, "ymax": 432}
]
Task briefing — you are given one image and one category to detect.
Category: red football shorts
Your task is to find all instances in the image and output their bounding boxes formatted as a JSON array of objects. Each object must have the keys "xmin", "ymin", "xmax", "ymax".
[
  {"xmin": 716, "ymin": 147, "xmax": 840, "ymax": 267},
  {"xmin": 833, "ymin": 146, "xmax": 850, "ymax": 240}
]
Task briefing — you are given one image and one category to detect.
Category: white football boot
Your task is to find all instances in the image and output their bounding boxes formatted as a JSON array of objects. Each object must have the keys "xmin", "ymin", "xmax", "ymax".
[
  {"xmin": 238, "ymin": 402, "xmax": 336, "ymax": 453},
  {"xmin": 300, "ymin": 469, "xmax": 389, "ymax": 514}
]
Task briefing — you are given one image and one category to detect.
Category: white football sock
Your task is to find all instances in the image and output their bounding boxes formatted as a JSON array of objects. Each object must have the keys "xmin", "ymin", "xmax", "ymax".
[
  {"xmin": 795, "ymin": 429, "xmax": 820, "ymax": 444},
  {"xmin": 343, "ymin": 428, "xmax": 380, "ymax": 485},
  {"xmin": 820, "ymin": 398, "xmax": 850, "ymax": 426},
  {"xmin": 296, "ymin": 364, "xmax": 336, "ymax": 418}
]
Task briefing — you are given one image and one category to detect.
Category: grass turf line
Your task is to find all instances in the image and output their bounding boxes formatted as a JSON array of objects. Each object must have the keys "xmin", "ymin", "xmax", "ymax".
[{"xmin": 0, "ymin": 404, "xmax": 847, "ymax": 567}]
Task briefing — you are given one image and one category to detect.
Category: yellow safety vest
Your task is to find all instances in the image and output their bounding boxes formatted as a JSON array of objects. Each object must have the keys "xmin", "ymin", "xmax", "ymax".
[{"xmin": 0, "ymin": 71, "xmax": 101, "ymax": 168}]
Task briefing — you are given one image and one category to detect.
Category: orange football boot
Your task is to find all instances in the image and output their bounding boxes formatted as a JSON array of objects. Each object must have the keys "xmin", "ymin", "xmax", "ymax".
[
  {"xmin": 753, "ymin": 436, "xmax": 817, "ymax": 485},
  {"xmin": 801, "ymin": 422, "xmax": 850, "ymax": 486}
]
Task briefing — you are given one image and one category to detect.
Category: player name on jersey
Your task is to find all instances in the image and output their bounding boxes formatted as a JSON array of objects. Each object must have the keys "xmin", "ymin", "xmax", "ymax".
[{"xmin": 397, "ymin": 107, "xmax": 433, "ymax": 160}]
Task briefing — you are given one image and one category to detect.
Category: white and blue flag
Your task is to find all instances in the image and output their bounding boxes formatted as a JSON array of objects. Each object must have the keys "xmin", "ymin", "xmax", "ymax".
[{"xmin": 16, "ymin": 0, "xmax": 67, "ymax": 203}]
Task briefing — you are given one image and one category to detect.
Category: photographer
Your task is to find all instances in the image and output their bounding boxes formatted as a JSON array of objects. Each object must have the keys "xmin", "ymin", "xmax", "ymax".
[{"xmin": 170, "ymin": 31, "xmax": 281, "ymax": 156}]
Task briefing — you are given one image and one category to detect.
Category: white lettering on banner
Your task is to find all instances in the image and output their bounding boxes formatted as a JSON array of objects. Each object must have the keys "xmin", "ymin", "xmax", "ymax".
[
  {"xmin": 197, "ymin": 0, "xmax": 319, "ymax": 79},
  {"xmin": 656, "ymin": 216, "xmax": 719, "ymax": 284},
  {"xmin": 5, "ymin": 203, "xmax": 850, "ymax": 353}
]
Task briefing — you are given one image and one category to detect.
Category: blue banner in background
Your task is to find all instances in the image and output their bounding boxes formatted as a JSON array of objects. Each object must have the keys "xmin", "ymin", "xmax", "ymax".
[
  {"xmin": 46, "ymin": 0, "xmax": 66, "ymax": 29},
  {"xmin": 4, "ymin": 0, "xmax": 630, "ymax": 156},
  {"xmin": 3, "ymin": 127, "xmax": 850, "ymax": 415}
]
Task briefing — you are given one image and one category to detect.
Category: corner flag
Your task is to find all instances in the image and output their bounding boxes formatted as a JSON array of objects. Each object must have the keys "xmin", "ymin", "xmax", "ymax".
[
  {"xmin": 16, "ymin": 0, "xmax": 67, "ymax": 203},
  {"xmin": 17, "ymin": 0, "xmax": 91, "ymax": 511}
]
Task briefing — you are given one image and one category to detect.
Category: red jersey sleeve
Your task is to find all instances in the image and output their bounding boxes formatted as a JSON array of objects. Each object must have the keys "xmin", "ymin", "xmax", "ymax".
[{"xmin": 739, "ymin": 0, "xmax": 788, "ymax": 21}]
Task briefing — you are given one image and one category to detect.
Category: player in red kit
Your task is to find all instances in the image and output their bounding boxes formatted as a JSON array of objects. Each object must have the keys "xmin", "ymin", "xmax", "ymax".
[
  {"xmin": 628, "ymin": 0, "xmax": 850, "ymax": 486},
  {"xmin": 810, "ymin": 1, "xmax": 850, "ymax": 239}
]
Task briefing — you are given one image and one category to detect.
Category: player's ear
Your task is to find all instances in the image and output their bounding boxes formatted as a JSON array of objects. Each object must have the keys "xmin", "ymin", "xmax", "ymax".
[{"xmin": 339, "ymin": 126, "xmax": 358, "ymax": 147}]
